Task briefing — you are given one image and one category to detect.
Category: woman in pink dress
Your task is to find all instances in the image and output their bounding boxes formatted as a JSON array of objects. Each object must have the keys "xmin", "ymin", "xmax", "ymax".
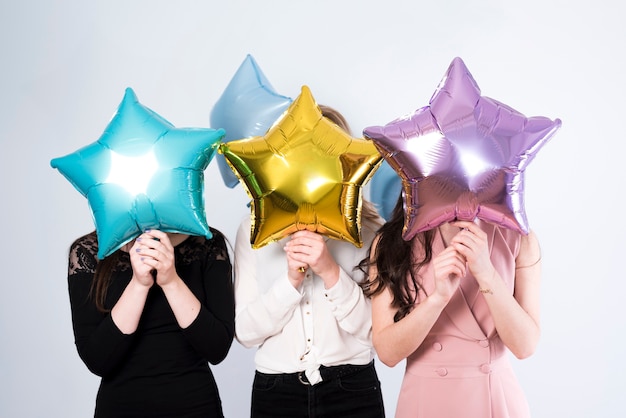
[{"xmin": 364, "ymin": 197, "xmax": 541, "ymax": 417}]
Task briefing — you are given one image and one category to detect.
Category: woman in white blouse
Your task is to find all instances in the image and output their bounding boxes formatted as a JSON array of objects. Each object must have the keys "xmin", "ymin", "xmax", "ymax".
[{"xmin": 234, "ymin": 106, "xmax": 386, "ymax": 418}]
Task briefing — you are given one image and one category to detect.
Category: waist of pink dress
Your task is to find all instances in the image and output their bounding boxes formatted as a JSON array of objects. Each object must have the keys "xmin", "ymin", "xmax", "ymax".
[
  {"xmin": 405, "ymin": 349, "xmax": 512, "ymax": 379},
  {"xmin": 405, "ymin": 333, "xmax": 511, "ymax": 379}
]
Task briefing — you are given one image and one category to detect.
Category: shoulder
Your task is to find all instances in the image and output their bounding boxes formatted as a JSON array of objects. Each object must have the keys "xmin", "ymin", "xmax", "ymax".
[
  {"xmin": 179, "ymin": 229, "xmax": 231, "ymax": 263},
  {"xmin": 70, "ymin": 231, "xmax": 98, "ymax": 251},
  {"xmin": 489, "ymin": 223, "xmax": 540, "ymax": 265},
  {"xmin": 68, "ymin": 231, "xmax": 99, "ymax": 275},
  {"xmin": 236, "ymin": 215, "xmax": 252, "ymax": 238},
  {"xmin": 517, "ymin": 230, "xmax": 541, "ymax": 266},
  {"xmin": 489, "ymin": 222, "xmax": 523, "ymax": 248}
]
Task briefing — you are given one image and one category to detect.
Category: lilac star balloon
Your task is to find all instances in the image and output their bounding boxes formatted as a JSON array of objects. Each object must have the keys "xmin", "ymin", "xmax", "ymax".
[
  {"xmin": 210, "ymin": 54, "xmax": 292, "ymax": 188},
  {"xmin": 51, "ymin": 88, "xmax": 225, "ymax": 259},
  {"xmin": 364, "ymin": 57, "xmax": 561, "ymax": 240}
]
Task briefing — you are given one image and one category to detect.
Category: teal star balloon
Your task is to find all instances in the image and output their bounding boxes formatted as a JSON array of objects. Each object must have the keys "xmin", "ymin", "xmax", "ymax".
[{"xmin": 51, "ymin": 88, "xmax": 225, "ymax": 259}]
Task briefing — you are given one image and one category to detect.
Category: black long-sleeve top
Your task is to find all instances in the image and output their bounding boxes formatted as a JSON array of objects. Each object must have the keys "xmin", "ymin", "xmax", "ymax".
[{"xmin": 67, "ymin": 231, "xmax": 235, "ymax": 417}]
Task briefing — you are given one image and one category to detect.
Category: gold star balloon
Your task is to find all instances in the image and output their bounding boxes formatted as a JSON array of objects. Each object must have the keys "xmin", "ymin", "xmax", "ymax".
[{"xmin": 220, "ymin": 86, "xmax": 383, "ymax": 248}]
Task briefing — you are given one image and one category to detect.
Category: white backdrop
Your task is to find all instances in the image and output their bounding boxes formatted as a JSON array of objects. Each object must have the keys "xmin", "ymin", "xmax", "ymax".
[{"xmin": 1, "ymin": 1, "xmax": 624, "ymax": 417}]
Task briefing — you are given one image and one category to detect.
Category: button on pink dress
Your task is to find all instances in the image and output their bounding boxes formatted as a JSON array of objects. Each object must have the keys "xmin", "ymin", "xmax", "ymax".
[{"xmin": 395, "ymin": 222, "xmax": 531, "ymax": 418}]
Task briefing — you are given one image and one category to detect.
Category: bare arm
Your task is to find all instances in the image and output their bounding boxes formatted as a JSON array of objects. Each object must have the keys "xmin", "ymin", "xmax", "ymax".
[
  {"xmin": 110, "ymin": 279, "xmax": 152, "ymax": 334},
  {"xmin": 110, "ymin": 235, "xmax": 157, "ymax": 334},
  {"xmin": 370, "ymin": 236, "xmax": 466, "ymax": 367},
  {"xmin": 134, "ymin": 230, "xmax": 201, "ymax": 329},
  {"xmin": 450, "ymin": 221, "xmax": 542, "ymax": 359}
]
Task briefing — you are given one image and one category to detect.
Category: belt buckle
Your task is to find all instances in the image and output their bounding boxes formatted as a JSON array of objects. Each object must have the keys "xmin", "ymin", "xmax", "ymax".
[{"xmin": 297, "ymin": 371, "xmax": 310, "ymax": 385}]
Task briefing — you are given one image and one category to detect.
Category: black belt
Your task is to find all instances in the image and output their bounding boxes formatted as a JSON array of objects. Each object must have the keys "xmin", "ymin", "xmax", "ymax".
[{"xmin": 295, "ymin": 361, "xmax": 374, "ymax": 385}]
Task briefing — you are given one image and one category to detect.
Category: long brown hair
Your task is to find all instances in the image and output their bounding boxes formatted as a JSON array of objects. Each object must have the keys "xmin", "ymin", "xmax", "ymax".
[
  {"xmin": 67, "ymin": 231, "xmax": 121, "ymax": 313},
  {"xmin": 91, "ymin": 240, "xmax": 124, "ymax": 313},
  {"xmin": 361, "ymin": 195, "xmax": 435, "ymax": 322}
]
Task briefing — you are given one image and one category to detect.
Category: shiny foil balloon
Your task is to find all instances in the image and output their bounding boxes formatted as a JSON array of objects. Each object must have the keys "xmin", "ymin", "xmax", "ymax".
[
  {"xmin": 220, "ymin": 85, "xmax": 383, "ymax": 249},
  {"xmin": 370, "ymin": 160, "xmax": 402, "ymax": 221},
  {"xmin": 364, "ymin": 57, "xmax": 561, "ymax": 240},
  {"xmin": 210, "ymin": 54, "xmax": 292, "ymax": 188},
  {"xmin": 51, "ymin": 88, "xmax": 225, "ymax": 259}
]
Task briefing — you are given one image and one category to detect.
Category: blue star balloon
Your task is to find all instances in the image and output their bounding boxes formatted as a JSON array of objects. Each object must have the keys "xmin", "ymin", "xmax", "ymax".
[
  {"xmin": 370, "ymin": 161, "xmax": 402, "ymax": 221},
  {"xmin": 51, "ymin": 88, "xmax": 225, "ymax": 259},
  {"xmin": 210, "ymin": 54, "xmax": 292, "ymax": 188}
]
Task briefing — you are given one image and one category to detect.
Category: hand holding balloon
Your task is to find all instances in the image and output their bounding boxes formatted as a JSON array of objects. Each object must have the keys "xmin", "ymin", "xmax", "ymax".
[
  {"xmin": 431, "ymin": 245, "xmax": 465, "ymax": 304},
  {"xmin": 132, "ymin": 230, "xmax": 179, "ymax": 287},
  {"xmin": 128, "ymin": 233, "xmax": 157, "ymax": 288},
  {"xmin": 284, "ymin": 231, "xmax": 340, "ymax": 289},
  {"xmin": 447, "ymin": 221, "xmax": 494, "ymax": 283}
]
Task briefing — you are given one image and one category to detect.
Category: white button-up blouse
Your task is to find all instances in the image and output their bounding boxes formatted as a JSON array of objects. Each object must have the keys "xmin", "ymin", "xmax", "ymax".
[{"xmin": 233, "ymin": 215, "xmax": 379, "ymax": 384}]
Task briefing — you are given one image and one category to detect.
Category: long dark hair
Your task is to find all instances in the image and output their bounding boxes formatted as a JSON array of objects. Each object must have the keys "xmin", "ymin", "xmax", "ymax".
[
  {"xmin": 91, "ymin": 248, "xmax": 122, "ymax": 313},
  {"xmin": 361, "ymin": 195, "xmax": 435, "ymax": 322},
  {"xmin": 67, "ymin": 230, "xmax": 121, "ymax": 313}
]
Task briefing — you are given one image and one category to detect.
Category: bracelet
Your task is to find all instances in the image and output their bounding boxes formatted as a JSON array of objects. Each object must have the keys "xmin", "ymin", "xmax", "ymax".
[{"xmin": 479, "ymin": 288, "xmax": 493, "ymax": 295}]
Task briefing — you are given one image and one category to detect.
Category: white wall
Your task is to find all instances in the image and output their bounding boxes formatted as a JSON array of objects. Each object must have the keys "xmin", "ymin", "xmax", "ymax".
[{"xmin": 1, "ymin": 1, "xmax": 624, "ymax": 417}]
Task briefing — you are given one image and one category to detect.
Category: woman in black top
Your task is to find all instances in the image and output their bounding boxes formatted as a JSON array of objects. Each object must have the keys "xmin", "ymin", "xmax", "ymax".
[{"xmin": 67, "ymin": 228, "xmax": 235, "ymax": 417}]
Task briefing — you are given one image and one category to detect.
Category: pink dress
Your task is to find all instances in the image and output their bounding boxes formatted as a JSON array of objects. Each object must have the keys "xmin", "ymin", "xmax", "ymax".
[{"xmin": 395, "ymin": 222, "xmax": 531, "ymax": 418}]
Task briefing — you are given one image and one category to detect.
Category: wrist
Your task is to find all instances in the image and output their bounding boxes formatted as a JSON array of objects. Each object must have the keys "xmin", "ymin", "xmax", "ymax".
[
  {"xmin": 158, "ymin": 275, "xmax": 183, "ymax": 292},
  {"xmin": 476, "ymin": 268, "xmax": 498, "ymax": 290},
  {"xmin": 427, "ymin": 292, "xmax": 449, "ymax": 310},
  {"xmin": 320, "ymin": 264, "xmax": 340, "ymax": 289},
  {"xmin": 131, "ymin": 274, "xmax": 154, "ymax": 289},
  {"xmin": 287, "ymin": 273, "xmax": 304, "ymax": 290}
]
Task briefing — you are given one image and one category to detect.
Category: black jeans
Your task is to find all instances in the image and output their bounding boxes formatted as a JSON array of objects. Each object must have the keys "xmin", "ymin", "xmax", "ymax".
[{"xmin": 251, "ymin": 361, "xmax": 385, "ymax": 418}]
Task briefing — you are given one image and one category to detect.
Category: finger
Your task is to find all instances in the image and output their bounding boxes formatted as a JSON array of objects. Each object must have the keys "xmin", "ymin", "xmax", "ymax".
[
  {"xmin": 451, "ymin": 229, "xmax": 480, "ymax": 252},
  {"xmin": 439, "ymin": 256, "xmax": 466, "ymax": 276},
  {"xmin": 438, "ymin": 246, "xmax": 463, "ymax": 261},
  {"xmin": 288, "ymin": 236, "xmax": 316, "ymax": 249},
  {"xmin": 291, "ymin": 230, "xmax": 322, "ymax": 239},
  {"xmin": 149, "ymin": 230, "xmax": 175, "ymax": 252},
  {"xmin": 291, "ymin": 232, "xmax": 325, "ymax": 248},
  {"xmin": 285, "ymin": 244, "xmax": 310, "ymax": 258},
  {"xmin": 287, "ymin": 239, "xmax": 324, "ymax": 257},
  {"xmin": 136, "ymin": 250, "xmax": 158, "ymax": 266},
  {"xmin": 286, "ymin": 253, "xmax": 308, "ymax": 273},
  {"xmin": 452, "ymin": 220, "xmax": 477, "ymax": 230},
  {"xmin": 286, "ymin": 249, "xmax": 308, "ymax": 264},
  {"xmin": 139, "ymin": 230, "xmax": 173, "ymax": 254},
  {"xmin": 137, "ymin": 236, "xmax": 161, "ymax": 251},
  {"xmin": 135, "ymin": 245, "xmax": 170, "ymax": 270}
]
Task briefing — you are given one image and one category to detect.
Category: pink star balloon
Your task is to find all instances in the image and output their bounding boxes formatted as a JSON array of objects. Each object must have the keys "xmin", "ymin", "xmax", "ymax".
[{"xmin": 364, "ymin": 57, "xmax": 561, "ymax": 240}]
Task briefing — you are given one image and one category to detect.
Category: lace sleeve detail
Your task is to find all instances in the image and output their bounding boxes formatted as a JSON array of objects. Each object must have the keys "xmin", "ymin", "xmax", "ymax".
[
  {"xmin": 68, "ymin": 232, "xmax": 99, "ymax": 276},
  {"xmin": 177, "ymin": 228, "xmax": 231, "ymax": 265},
  {"xmin": 207, "ymin": 228, "xmax": 230, "ymax": 261}
]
